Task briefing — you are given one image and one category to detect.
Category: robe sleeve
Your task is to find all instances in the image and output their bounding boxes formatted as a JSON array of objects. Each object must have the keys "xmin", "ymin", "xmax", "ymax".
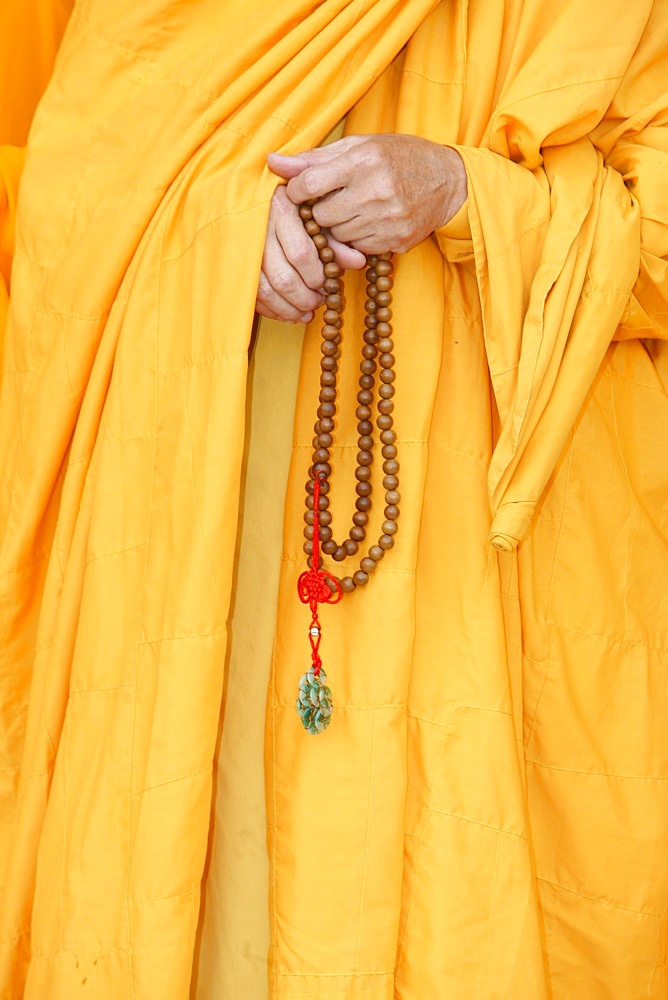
[{"xmin": 431, "ymin": 18, "xmax": 668, "ymax": 550}]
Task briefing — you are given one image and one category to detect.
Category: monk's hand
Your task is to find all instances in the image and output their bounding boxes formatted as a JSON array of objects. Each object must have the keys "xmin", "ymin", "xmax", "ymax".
[
  {"xmin": 267, "ymin": 134, "xmax": 467, "ymax": 255},
  {"xmin": 256, "ymin": 184, "xmax": 365, "ymax": 324}
]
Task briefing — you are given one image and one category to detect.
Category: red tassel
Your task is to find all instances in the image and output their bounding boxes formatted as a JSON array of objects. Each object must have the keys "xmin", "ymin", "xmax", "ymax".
[{"xmin": 297, "ymin": 472, "xmax": 342, "ymax": 676}]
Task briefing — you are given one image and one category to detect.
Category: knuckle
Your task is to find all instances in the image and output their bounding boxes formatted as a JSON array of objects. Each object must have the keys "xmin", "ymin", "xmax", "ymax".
[
  {"xmin": 301, "ymin": 171, "xmax": 320, "ymax": 197},
  {"xmin": 272, "ymin": 268, "xmax": 298, "ymax": 295},
  {"xmin": 290, "ymin": 242, "xmax": 315, "ymax": 269}
]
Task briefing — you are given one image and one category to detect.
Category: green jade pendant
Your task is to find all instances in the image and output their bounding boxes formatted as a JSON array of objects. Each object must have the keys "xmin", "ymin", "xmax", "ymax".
[{"xmin": 296, "ymin": 667, "xmax": 333, "ymax": 735}]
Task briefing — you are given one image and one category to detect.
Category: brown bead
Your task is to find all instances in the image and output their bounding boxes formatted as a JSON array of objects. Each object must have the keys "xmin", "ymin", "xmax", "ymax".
[
  {"xmin": 323, "ymin": 309, "xmax": 340, "ymax": 325},
  {"xmin": 318, "ymin": 432, "xmax": 333, "ymax": 448},
  {"xmin": 322, "ymin": 325, "xmax": 339, "ymax": 340},
  {"xmin": 321, "ymin": 357, "xmax": 337, "ymax": 372},
  {"xmin": 303, "ymin": 540, "xmax": 313, "ymax": 555},
  {"xmin": 357, "ymin": 389, "xmax": 373, "ymax": 406},
  {"xmin": 304, "ymin": 509, "xmax": 315, "ymax": 525},
  {"xmin": 319, "ymin": 246, "xmax": 335, "ymax": 264},
  {"xmin": 381, "ymin": 444, "xmax": 397, "ymax": 459},
  {"xmin": 350, "ymin": 526, "xmax": 366, "ymax": 542},
  {"xmin": 364, "ymin": 314, "xmax": 378, "ymax": 329},
  {"xmin": 313, "ymin": 462, "xmax": 332, "ymax": 477},
  {"xmin": 319, "ymin": 510, "xmax": 332, "ymax": 526},
  {"xmin": 385, "ymin": 489, "xmax": 400, "ymax": 505},
  {"xmin": 362, "ymin": 344, "xmax": 377, "ymax": 360},
  {"xmin": 343, "ymin": 539, "xmax": 359, "ymax": 556},
  {"xmin": 356, "ymin": 496, "xmax": 372, "ymax": 512},
  {"xmin": 319, "ymin": 417, "xmax": 335, "ymax": 433},
  {"xmin": 383, "ymin": 474, "xmax": 399, "ymax": 490},
  {"xmin": 303, "ymin": 525, "xmax": 314, "ymax": 540},
  {"xmin": 360, "ymin": 557, "xmax": 377, "ymax": 574},
  {"xmin": 379, "ymin": 352, "xmax": 395, "ymax": 368},
  {"xmin": 314, "ymin": 233, "xmax": 329, "ymax": 251},
  {"xmin": 353, "ymin": 569, "xmax": 369, "ymax": 586},
  {"xmin": 384, "ymin": 504, "xmax": 400, "ymax": 521},
  {"xmin": 379, "ymin": 384, "xmax": 395, "ymax": 400},
  {"xmin": 353, "ymin": 511, "xmax": 369, "ymax": 527},
  {"xmin": 380, "ymin": 368, "xmax": 395, "ymax": 384},
  {"xmin": 375, "ymin": 260, "xmax": 392, "ymax": 276},
  {"xmin": 340, "ymin": 576, "xmax": 356, "ymax": 594},
  {"xmin": 378, "ymin": 399, "xmax": 394, "ymax": 415},
  {"xmin": 304, "ymin": 219, "xmax": 320, "ymax": 236},
  {"xmin": 356, "ymin": 405, "xmax": 372, "ymax": 421},
  {"xmin": 317, "ymin": 402, "xmax": 336, "ymax": 418},
  {"xmin": 368, "ymin": 545, "xmax": 385, "ymax": 562},
  {"xmin": 320, "ymin": 372, "xmax": 336, "ymax": 387},
  {"xmin": 377, "ymin": 414, "xmax": 393, "ymax": 431},
  {"xmin": 321, "ymin": 341, "xmax": 338, "ymax": 357},
  {"xmin": 380, "ymin": 429, "xmax": 396, "ymax": 445},
  {"xmin": 377, "ymin": 338, "xmax": 393, "ymax": 353},
  {"xmin": 364, "ymin": 299, "xmax": 377, "ymax": 314},
  {"xmin": 299, "ymin": 204, "xmax": 313, "ymax": 220},
  {"xmin": 323, "ymin": 277, "xmax": 340, "ymax": 293},
  {"xmin": 355, "ymin": 466, "xmax": 371, "ymax": 482},
  {"xmin": 379, "ymin": 534, "xmax": 395, "ymax": 550},
  {"xmin": 318, "ymin": 526, "xmax": 333, "ymax": 542},
  {"xmin": 358, "ymin": 419, "xmax": 373, "ymax": 435},
  {"xmin": 324, "ymin": 262, "xmax": 340, "ymax": 278},
  {"xmin": 360, "ymin": 360, "xmax": 376, "ymax": 375},
  {"xmin": 314, "ymin": 448, "xmax": 330, "ymax": 464},
  {"xmin": 319, "ymin": 387, "xmax": 336, "ymax": 403},
  {"xmin": 332, "ymin": 546, "xmax": 347, "ymax": 562},
  {"xmin": 382, "ymin": 520, "xmax": 398, "ymax": 536},
  {"xmin": 356, "ymin": 481, "xmax": 372, "ymax": 496},
  {"xmin": 376, "ymin": 276, "xmax": 393, "ymax": 292},
  {"xmin": 356, "ymin": 451, "xmax": 373, "ymax": 467},
  {"xmin": 326, "ymin": 294, "xmax": 343, "ymax": 310},
  {"xmin": 376, "ymin": 324, "xmax": 392, "ymax": 339},
  {"xmin": 358, "ymin": 435, "xmax": 373, "ymax": 451},
  {"xmin": 322, "ymin": 539, "xmax": 337, "ymax": 555},
  {"xmin": 365, "ymin": 283, "xmax": 378, "ymax": 299},
  {"xmin": 306, "ymin": 495, "xmax": 329, "ymax": 511},
  {"xmin": 359, "ymin": 375, "xmax": 374, "ymax": 391},
  {"xmin": 383, "ymin": 459, "xmax": 400, "ymax": 476},
  {"xmin": 374, "ymin": 291, "xmax": 391, "ymax": 308},
  {"xmin": 363, "ymin": 328, "xmax": 378, "ymax": 344},
  {"xmin": 375, "ymin": 307, "xmax": 392, "ymax": 323}
]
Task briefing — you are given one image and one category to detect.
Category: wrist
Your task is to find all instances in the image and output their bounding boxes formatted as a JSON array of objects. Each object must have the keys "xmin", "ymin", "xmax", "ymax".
[{"xmin": 436, "ymin": 146, "xmax": 468, "ymax": 229}]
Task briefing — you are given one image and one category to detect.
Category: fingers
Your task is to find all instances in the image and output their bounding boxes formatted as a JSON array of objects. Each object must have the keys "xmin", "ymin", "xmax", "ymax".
[
  {"xmin": 325, "ymin": 231, "xmax": 366, "ymax": 270},
  {"xmin": 267, "ymin": 135, "xmax": 367, "ymax": 180},
  {"xmin": 256, "ymin": 270, "xmax": 315, "ymax": 324},
  {"xmin": 255, "ymin": 186, "xmax": 326, "ymax": 323}
]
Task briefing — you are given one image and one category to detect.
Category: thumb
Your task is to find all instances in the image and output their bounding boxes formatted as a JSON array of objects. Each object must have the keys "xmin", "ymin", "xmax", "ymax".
[{"xmin": 327, "ymin": 233, "xmax": 366, "ymax": 271}]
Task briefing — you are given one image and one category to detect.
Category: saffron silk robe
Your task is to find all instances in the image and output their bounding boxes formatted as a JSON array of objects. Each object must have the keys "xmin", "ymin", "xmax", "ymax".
[{"xmin": 0, "ymin": 3, "xmax": 667, "ymax": 1000}]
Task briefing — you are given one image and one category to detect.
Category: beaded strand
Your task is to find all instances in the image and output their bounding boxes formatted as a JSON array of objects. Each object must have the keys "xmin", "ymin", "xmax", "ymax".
[{"xmin": 299, "ymin": 202, "xmax": 400, "ymax": 594}]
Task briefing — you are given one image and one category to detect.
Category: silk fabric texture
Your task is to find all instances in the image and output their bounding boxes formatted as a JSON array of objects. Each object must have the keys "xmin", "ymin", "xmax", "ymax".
[{"xmin": 0, "ymin": 2, "xmax": 667, "ymax": 999}]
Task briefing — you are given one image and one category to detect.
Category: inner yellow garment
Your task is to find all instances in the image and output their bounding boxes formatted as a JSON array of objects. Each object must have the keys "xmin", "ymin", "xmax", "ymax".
[{"xmin": 0, "ymin": 3, "xmax": 667, "ymax": 1000}]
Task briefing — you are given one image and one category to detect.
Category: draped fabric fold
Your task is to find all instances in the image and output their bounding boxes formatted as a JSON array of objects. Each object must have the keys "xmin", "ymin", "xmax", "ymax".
[
  {"xmin": 0, "ymin": 1, "xmax": 666, "ymax": 998},
  {"xmin": 0, "ymin": 2, "xmax": 441, "ymax": 997}
]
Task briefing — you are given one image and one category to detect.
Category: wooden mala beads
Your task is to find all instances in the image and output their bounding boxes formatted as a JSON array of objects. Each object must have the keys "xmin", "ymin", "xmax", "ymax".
[{"xmin": 296, "ymin": 201, "xmax": 400, "ymax": 735}]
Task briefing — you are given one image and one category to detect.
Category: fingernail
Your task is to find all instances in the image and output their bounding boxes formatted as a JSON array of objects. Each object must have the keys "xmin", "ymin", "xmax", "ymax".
[{"xmin": 300, "ymin": 312, "xmax": 314, "ymax": 323}]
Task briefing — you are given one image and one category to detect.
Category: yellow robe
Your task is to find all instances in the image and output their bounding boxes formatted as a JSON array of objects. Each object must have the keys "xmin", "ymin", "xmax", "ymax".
[{"xmin": 0, "ymin": 2, "xmax": 667, "ymax": 999}]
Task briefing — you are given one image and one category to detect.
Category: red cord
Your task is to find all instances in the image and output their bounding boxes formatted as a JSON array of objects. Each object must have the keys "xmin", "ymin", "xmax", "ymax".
[{"xmin": 297, "ymin": 473, "xmax": 342, "ymax": 676}]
